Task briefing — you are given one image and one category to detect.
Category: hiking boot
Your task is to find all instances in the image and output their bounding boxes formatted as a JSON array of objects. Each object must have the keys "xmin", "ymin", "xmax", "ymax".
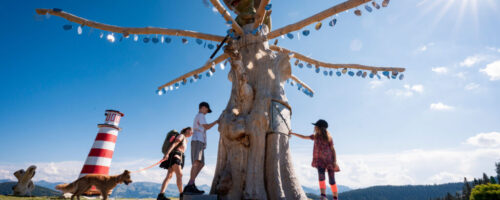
[
  {"xmin": 183, "ymin": 184, "xmax": 204, "ymax": 195},
  {"xmin": 192, "ymin": 184, "xmax": 205, "ymax": 194},
  {"xmin": 157, "ymin": 193, "xmax": 170, "ymax": 200}
]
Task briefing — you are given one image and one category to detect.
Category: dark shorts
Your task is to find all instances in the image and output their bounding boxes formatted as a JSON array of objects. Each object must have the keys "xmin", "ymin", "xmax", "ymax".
[{"xmin": 160, "ymin": 151, "xmax": 185, "ymax": 169}]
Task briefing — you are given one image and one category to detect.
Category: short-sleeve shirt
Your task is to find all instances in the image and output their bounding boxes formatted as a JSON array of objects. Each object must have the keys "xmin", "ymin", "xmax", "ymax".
[
  {"xmin": 310, "ymin": 134, "xmax": 335, "ymax": 170},
  {"xmin": 192, "ymin": 113, "xmax": 207, "ymax": 144}
]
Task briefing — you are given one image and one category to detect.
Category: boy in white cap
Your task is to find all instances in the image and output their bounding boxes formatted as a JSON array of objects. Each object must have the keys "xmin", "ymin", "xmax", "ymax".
[{"xmin": 184, "ymin": 102, "xmax": 218, "ymax": 194}]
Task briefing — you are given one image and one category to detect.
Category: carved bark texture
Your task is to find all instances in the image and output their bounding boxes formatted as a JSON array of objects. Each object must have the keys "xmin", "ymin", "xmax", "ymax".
[
  {"xmin": 210, "ymin": 25, "xmax": 307, "ymax": 200},
  {"xmin": 12, "ymin": 165, "xmax": 37, "ymax": 196}
]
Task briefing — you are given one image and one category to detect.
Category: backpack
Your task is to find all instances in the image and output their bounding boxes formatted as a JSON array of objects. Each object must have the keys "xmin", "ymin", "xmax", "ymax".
[{"xmin": 162, "ymin": 130, "xmax": 180, "ymax": 155}]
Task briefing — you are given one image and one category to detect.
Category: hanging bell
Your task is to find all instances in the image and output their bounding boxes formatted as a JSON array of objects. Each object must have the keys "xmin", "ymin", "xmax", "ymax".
[
  {"xmin": 206, "ymin": 71, "xmax": 211, "ymax": 77},
  {"xmin": 307, "ymin": 63, "xmax": 313, "ymax": 68},
  {"xmin": 62, "ymin": 24, "xmax": 72, "ymax": 30},
  {"xmin": 392, "ymin": 70, "xmax": 399, "ymax": 76},
  {"xmin": 342, "ymin": 68, "xmax": 348, "ymax": 74},
  {"xmin": 77, "ymin": 26, "xmax": 82, "ymax": 35},
  {"xmin": 382, "ymin": 0, "xmax": 390, "ymax": 7},
  {"xmin": 298, "ymin": 63, "xmax": 304, "ymax": 68},
  {"xmin": 365, "ymin": 5, "xmax": 373, "ymax": 12},
  {"xmin": 329, "ymin": 18, "xmax": 337, "ymax": 27},
  {"xmin": 207, "ymin": 44, "xmax": 215, "ymax": 49},
  {"xmin": 399, "ymin": 74, "xmax": 405, "ymax": 80},
  {"xmin": 382, "ymin": 71, "xmax": 390, "ymax": 78},
  {"xmin": 323, "ymin": 70, "xmax": 328, "ymax": 76},
  {"xmin": 372, "ymin": 1, "xmax": 381, "ymax": 9},
  {"xmin": 369, "ymin": 73, "xmax": 375, "ymax": 78},
  {"xmin": 143, "ymin": 37, "xmax": 150, "ymax": 43},
  {"xmin": 182, "ymin": 38, "xmax": 188, "ymax": 44},
  {"xmin": 134, "ymin": 34, "xmax": 139, "ymax": 42},
  {"xmin": 190, "ymin": 78, "xmax": 194, "ymax": 83},
  {"xmin": 182, "ymin": 79, "xmax": 187, "ymax": 85},
  {"xmin": 329, "ymin": 71, "xmax": 333, "ymax": 76},
  {"xmin": 315, "ymin": 67, "xmax": 320, "ymax": 73},
  {"xmin": 194, "ymin": 74, "xmax": 199, "ymax": 79},
  {"xmin": 377, "ymin": 74, "xmax": 381, "ymax": 79},
  {"xmin": 156, "ymin": 89, "xmax": 163, "ymax": 96},
  {"xmin": 152, "ymin": 37, "xmax": 159, "ymax": 43},
  {"xmin": 302, "ymin": 30, "xmax": 310, "ymax": 36},
  {"xmin": 196, "ymin": 38, "xmax": 203, "ymax": 45},
  {"xmin": 315, "ymin": 22, "xmax": 322, "ymax": 30},
  {"xmin": 210, "ymin": 66, "xmax": 216, "ymax": 73},
  {"xmin": 99, "ymin": 32, "xmax": 104, "ymax": 38},
  {"xmin": 265, "ymin": 4, "xmax": 272, "ymax": 10},
  {"xmin": 336, "ymin": 71, "xmax": 342, "ymax": 77},
  {"xmin": 287, "ymin": 33, "xmax": 294, "ymax": 39},
  {"xmin": 165, "ymin": 37, "xmax": 172, "ymax": 43},
  {"xmin": 174, "ymin": 83, "xmax": 180, "ymax": 87},
  {"xmin": 274, "ymin": 39, "xmax": 279, "ymax": 45},
  {"xmin": 354, "ymin": 9, "xmax": 362, "ymax": 16},
  {"xmin": 294, "ymin": 60, "xmax": 300, "ymax": 66},
  {"xmin": 107, "ymin": 34, "xmax": 115, "ymax": 43},
  {"xmin": 348, "ymin": 71, "xmax": 355, "ymax": 76},
  {"xmin": 356, "ymin": 70, "xmax": 363, "ymax": 77},
  {"xmin": 362, "ymin": 71, "xmax": 367, "ymax": 78}
]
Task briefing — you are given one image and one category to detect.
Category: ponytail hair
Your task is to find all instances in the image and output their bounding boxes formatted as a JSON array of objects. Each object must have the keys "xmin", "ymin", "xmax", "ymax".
[
  {"xmin": 316, "ymin": 126, "xmax": 332, "ymax": 142},
  {"xmin": 181, "ymin": 127, "xmax": 191, "ymax": 134}
]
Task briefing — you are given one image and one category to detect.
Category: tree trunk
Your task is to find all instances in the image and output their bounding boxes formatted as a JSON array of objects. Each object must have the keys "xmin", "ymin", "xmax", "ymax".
[{"xmin": 210, "ymin": 25, "xmax": 307, "ymax": 200}]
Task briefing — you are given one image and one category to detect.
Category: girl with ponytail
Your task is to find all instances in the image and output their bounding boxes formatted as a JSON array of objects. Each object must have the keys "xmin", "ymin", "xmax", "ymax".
[{"xmin": 290, "ymin": 119, "xmax": 340, "ymax": 200}]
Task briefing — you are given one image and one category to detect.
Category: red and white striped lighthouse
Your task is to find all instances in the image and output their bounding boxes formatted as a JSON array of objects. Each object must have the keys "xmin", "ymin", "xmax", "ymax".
[{"xmin": 79, "ymin": 110, "xmax": 124, "ymax": 195}]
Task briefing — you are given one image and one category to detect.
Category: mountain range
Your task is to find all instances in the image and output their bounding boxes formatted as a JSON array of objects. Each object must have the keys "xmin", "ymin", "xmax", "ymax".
[{"xmin": 0, "ymin": 179, "xmax": 465, "ymax": 200}]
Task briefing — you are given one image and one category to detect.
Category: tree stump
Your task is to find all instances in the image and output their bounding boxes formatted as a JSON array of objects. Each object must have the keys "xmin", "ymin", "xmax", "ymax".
[
  {"xmin": 12, "ymin": 165, "xmax": 37, "ymax": 196},
  {"xmin": 210, "ymin": 25, "xmax": 307, "ymax": 200}
]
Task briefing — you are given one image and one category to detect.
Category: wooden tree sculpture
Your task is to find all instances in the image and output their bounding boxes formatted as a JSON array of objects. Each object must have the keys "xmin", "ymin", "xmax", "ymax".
[{"xmin": 36, "ymin": 0, "xmax": 404, "ymax": 199}]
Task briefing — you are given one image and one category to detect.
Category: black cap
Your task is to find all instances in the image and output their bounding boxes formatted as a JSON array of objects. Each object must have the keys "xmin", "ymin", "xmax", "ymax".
[
  {"xmin": 312, "ymin": 119, "xmax": 328, "ymax": 128},
  {"xmin": 199, "ymin": 102, "xmax": 212, "ymax": 113}
]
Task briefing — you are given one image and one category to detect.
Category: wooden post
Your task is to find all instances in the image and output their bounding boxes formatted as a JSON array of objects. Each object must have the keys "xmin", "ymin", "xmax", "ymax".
[
  {"xmin": 253, "ymin": 0, "xmax": 271, "ymax": 29},
  {"xmin": 35, "ymin": 9, "xmax": 225, "ymax": 42},
  {"xmin": 157, "ymin": 54, "xmax": 229, "ymax": 90},
  {"xmin": 209, "ymin": 0, "xmax": 245, "ymax": 35},
  {"xmin": 270, "ymin": 45, "xmax": 405, "ymax": 72},
  {"xmin": 267, "ymin": 0, "xmax": 371, "ymax": 39}
]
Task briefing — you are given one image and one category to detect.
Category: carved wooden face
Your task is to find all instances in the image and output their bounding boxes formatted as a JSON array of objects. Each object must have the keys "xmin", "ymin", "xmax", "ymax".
[{"xmin": 223, "ymin": 0, "xmax": 261, "ymax": 13}]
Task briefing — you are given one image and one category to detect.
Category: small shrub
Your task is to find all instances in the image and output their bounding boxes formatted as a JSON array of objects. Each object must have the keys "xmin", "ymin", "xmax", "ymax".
[{"xmin": 470, "ymin": 183, "xmax": 500, "ymax": 200}]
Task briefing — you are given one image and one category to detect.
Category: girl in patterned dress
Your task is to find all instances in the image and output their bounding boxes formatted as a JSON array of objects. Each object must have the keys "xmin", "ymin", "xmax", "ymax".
[{"xmin": 290, "ymin": 119, "xmax": 340, "ymax": 200}]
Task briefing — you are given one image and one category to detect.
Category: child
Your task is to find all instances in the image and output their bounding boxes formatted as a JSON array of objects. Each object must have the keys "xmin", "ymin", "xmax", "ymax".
[
  {"xmin": 157, "ymin": 127, "xmax": 193, "ymax": 200},
  {"xmin": 290, "ymin": 119, "xmax": 340, "ymax": 200}
]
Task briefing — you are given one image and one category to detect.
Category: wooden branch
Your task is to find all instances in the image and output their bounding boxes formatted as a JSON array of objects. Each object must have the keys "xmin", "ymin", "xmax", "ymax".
[
  {"xmin": 267, "ymin": 0, "xmax": 371, "ymax": 39},
  {"xmin": 270, "ymin": 45, "xmax": 405, "ymax": 72},
  {"xmin": 209, "ymin": 0, "xmax": 244, "ymax": 35},
  {"xmin": 290, "ymin": 74, "xmax": 315, "ymax": 94},
  {"xmin": 253, "ymin": 0, "xmax": 271, "ymax": 29},
  {"xmin": 35, "ymin": 9, "xmax": 225, "ymax": 42},
  {"xmin": 157, "ymin": 53, "xmax": 230, "ymax": 90}
]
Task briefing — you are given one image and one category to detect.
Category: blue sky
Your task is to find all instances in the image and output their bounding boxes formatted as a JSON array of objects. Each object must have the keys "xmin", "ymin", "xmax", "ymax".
[{"xmin": 1, "ymin": 0, "xmax": 500, "ymax": 188}]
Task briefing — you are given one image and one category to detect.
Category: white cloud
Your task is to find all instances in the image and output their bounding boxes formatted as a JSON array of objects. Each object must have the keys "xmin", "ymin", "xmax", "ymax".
[
  {"xmin": 460, "ymin": 55, "xmax": 486, "ymax": 67},
  {"xmin": 369, "ymin": 80, "xmax": 385, "ymax": 89},
  {"xmin": 480, "ymin": 60, "xmax": 500, "ymax": 81},
  {"xmin": 455, "ymin": 72, "xmax": 467, "ymax": 79},
  {"xmin": 486, "ymin": 47, "xmax": 500, "ymax": 53},
  {"xmin": 293, "ymin": 144, "xmax": 500, "ymax": 188},
  {"xmin": 417, "ymin": 42, "xmax": 434, "ymax": 52},
  {"xmin": 431, "ymin": 67, "xmax": 448, "ymax": 74},
  {"xmin": 430, "ymin": 102, "xmax": 454, "ymax": 111},
  {"xmin": 465, "ymin": 132, "xmax": 500, "ymax": 148},
  {"xmin": 386, "ymin": 84, "xmax": 424, "ymax": 97},
  {"xmin": 464, "ymin": 83, "xmax": 480, "ymax": 91}
]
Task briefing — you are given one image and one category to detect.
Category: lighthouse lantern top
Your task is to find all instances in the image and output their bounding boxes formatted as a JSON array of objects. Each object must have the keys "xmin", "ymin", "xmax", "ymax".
[{"xmin": 104, "ymin": 110, "xmax": 124, "ymax": 127}]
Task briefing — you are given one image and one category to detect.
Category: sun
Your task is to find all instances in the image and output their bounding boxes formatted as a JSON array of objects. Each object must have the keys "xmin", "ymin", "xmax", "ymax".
[{"xmin": 417, "ymin": 0, "xmax": 497, "ymax": 31}]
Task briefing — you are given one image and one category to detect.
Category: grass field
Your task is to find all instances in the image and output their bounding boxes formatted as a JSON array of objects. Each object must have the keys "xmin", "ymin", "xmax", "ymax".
[{"xmin": 0, "ymin": 195, "xmax": 178, "ymax": 200}]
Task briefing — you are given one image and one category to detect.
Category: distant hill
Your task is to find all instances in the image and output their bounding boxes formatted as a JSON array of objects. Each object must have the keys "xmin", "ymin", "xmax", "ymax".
[
  {"xmin": 302, "ymin": 185, "xmax": 351, "ymax": 194},
  {"xmin": 0, "ymin": 182, "xmax": 61, "ymax": 196},
  {"xmin": 306, "ymin": 182, "xmax": 463, "ymax": 200}
]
